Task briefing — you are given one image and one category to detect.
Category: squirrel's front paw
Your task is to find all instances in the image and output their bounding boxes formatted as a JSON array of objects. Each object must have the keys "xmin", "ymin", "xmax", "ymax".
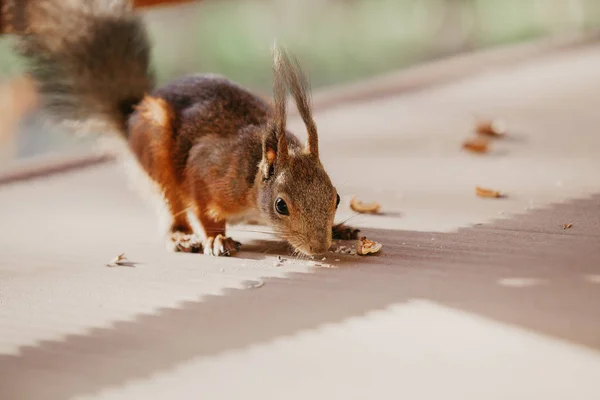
[
  {"xmin": 204, "ymin": 234, "xmax": 242, "ymax": 257},
  {"xmin": 332, "ymin": 224, "xmax": 361, "ymax": 240},
  {"xmin": 167, "ymin": 232, "xmax": 203, "ymax": 253}
]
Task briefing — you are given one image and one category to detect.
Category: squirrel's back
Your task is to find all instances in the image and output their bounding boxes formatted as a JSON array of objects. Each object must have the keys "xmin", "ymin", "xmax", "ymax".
[
  {"xmin": 126, "ymin": 73, "xmax": 274, "ymax": 188},
  {"xmin": 150, "ymin": 74, "xmax": 272, "ymax": 135}
]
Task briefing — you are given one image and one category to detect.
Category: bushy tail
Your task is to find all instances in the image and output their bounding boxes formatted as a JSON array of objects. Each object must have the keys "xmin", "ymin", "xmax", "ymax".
[{"xmin": 5, "ymin": 0, "xmax": 154, "ymax": 135}]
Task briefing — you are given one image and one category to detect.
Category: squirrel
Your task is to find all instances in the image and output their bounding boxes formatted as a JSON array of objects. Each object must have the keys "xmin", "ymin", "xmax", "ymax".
[{"xmin": 4, "ymin": 0, "xmax": 360, "ymax": 256}]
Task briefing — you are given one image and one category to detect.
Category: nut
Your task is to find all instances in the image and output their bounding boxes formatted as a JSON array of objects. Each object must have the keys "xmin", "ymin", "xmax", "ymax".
[
  {"xmin": 356, "ymin": 237, "xmax": 382, "ymax": 256},
  {"xmin": 350, "ymin": 196, "xmax": 381, "ymax": 214}
]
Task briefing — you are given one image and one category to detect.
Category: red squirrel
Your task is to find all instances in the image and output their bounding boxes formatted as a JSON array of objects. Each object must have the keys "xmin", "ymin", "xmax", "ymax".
[{"xmin": 5, "ymin": 0, "xmax": 360, "ymax": 256}]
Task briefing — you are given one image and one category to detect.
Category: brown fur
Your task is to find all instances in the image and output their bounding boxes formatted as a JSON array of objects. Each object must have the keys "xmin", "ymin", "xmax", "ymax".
[
  {"xmin": 128, "ymin": 96, "xmax": 192, "ymax": 233},
  {"xmin": 11, "ymin": 0, "xmax": 359, "ymax": 256}
]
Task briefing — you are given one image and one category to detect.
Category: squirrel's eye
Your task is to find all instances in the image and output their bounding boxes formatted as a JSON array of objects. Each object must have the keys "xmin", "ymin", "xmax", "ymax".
[
  {"xmin": 335, "ymin": 194, "xmax": 340, "ymax": 208},
  {"xmin": 275, "ymin": 197, "xmax": 289, "ymax": 216}
]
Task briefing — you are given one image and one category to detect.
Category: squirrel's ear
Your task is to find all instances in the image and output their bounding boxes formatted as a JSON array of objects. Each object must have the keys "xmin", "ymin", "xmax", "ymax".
[
  {"xmin": 261, "ymin": 124, "xmax": 288, "ymax": 180},
  {"xmin": 260, "ymin": 43, "xmax": 289, "ymax": 180}
]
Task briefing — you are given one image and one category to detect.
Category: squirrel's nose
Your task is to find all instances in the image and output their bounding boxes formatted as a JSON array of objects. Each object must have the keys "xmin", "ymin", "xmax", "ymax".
[
  {"xmin": 309, "ymin": 245, "xmax": 324, "ymax": 255},
  {"xmin": 309, "ymin": 238, "xmax": 332, "ymax": 255}
]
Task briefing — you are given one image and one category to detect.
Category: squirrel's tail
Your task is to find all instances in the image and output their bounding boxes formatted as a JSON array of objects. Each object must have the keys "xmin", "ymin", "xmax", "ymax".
[{"xmin": 7, "ymin": 0, "xmax": 154, "ymax": 136}]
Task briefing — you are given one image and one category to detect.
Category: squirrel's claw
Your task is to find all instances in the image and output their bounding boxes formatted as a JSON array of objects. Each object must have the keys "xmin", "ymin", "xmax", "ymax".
[
  {"xmin": 168, "ymin": 232, "xmax": 203, "ymax": 253},
  {"xmin": 168, "ymin": 232, "xmax": 240, "ymax": 256},
  {"xmin": 332, "ymin": 224, "xmax": 361, "ymax": 240},
  {"xmin": 205, "ymin": 234, "xmax": 241, "ymax": 257}
]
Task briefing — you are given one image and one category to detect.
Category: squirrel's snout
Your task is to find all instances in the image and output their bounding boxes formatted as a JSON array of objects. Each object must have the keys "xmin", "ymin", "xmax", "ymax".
[
  {"xmin": 306, "ymin": 237, "xmax": 332, "ymax": 256},
  {"xmin": 294, "ymin": 238, "xmax": 331, "ymax": 256},
  {"xmin": 309, "ymin": 245, "xmax": 327, "ymax": 255}
]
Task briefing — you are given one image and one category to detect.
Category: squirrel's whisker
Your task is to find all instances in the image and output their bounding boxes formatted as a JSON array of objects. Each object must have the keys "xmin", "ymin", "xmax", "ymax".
[{"xmin": 336, "ymin": 213, "xmax": 361, "ymax": 227}]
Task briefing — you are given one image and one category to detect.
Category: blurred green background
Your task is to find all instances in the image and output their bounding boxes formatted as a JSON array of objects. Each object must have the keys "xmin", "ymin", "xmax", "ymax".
[
  {"xmin": 1, "ymin": 0, "xmax": 599, "ymax": 91},
  {"xmin": 0, "ymin": 0, "xmax": 599, "ymax": 165}
]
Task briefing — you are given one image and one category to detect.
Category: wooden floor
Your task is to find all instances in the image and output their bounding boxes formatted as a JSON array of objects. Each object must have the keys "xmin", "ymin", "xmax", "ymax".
[{"xmin": 1, "ymin": 39, "xmax": 599, "ymax": 399}]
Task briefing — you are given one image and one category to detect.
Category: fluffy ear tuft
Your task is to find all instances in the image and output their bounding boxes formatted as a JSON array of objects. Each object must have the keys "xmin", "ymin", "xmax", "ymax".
[
  {"xmin": 275, "ymin": 46, "xmax": 318, "ymax": 157},
  {"xmin": 272, "ymin": 43, "xmax": 287, "ymax": 138},
  {"xmin": 261, "ymin": 42, "xmax": 290, "ymax": 181}
]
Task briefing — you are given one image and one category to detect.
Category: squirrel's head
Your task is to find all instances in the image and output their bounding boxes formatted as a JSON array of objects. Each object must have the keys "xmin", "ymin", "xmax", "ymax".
[{"xmin": 256, "ymin": 47, "xmax": 338, "ymax": 256}]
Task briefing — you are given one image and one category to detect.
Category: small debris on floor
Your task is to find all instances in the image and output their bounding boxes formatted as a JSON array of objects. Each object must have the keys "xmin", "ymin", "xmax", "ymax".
[
  {"xmin": 105, "ymin": 253, "xmax": 134, "ymax": 268},
  {"xmin": 563, "ymin": 223, "xmax": 573, "ymax": 230},
  {"xmin": 462, "ymin": 137, "xmax": 490, "ymax": 153},
  {"xmin": 475, "ymin": 119, "xmax": 507, "ymax": 137},
  {"xmin": 307, "ymin": 260, "xmax": 335, "ymax": 268},
  {"xmin": 245, "ymin": 279, "xmax": 265, "ymax": 289},
  {"xmin": 333, "ymin": 246, "xmax": 347, "ymax": 254},
  {"xmin": 476, "ymin": 186, "xmax": 505, "ymax": 198},
  {"xmin": 274, "ymin": 256, "xmax": 287, "ymax": 267},
  {"xmin": 333, "ymin": 245, "xmax": 358, "ymax": 255},
  {"xmin": 109, "ymin": 253, "xmax": 127, "ymax": 264}
]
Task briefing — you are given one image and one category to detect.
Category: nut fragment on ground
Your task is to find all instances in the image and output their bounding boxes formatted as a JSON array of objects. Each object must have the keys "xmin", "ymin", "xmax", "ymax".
[
  {"xmin": 475, "ymin": 119, "xmax": 507, "ymax": 137},
  {"xmin": 563, "ymin": 223, "xmax": 573, "ymax": 230},
  {"xmin": 356, "ymin": 237, "xmax": 383, "ymax": 256},
  {"xmin": 245, "ymin": 279, "xmax": 265, "ymax": 289},
  {"xmin": 462, "ymin": 137, "xmax": 490, "ymax": 153},
  {"xmin": 274, "ymin": 255, "xmax": 287, "ymax": 267},
  {"xmin": 105, "ymin": 253, "xmax": 132, "ymax": 267},
  {"xmin": 475, "ymin": 186, "xmax": 504, "ymax": 198},
  {"xmin": 307, "ymin": 261, "xmax": 335, "ymax": 268},
  {"xmin": 334, "ymin": 245, "xmax": 356, "ymax": 255},
  {"xmin": 350, "ymin": 196, "xmax": 381, "ymax": 214}
]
